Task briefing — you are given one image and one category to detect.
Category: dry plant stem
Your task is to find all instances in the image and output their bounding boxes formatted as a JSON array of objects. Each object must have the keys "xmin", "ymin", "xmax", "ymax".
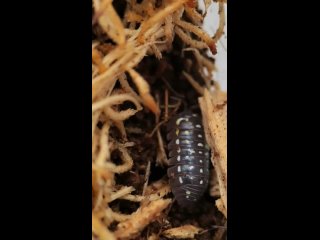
[
  {"xmin": 105, "ymin": 106, "xmax": 139, "ymax": 121},
  {"xmin": 122, "ymin": 179, "xmax": 170, "ymax": 203},
  {"xmin": 106, "ymin": 77, "xmax": 118, "ymax": 97},
  {"xmin": 175, "ymin": 27, "xmax": 208, "ymax": 50},
  {"xmin": 182, "ymin": 71, "xmax": 205, "ymax": 95},
  {"xmin": 161, "ymin": 77, "xmax": 185, "ymax": 99},
  {"xmin": 156, "ymin": 129, "xmax": 169, "ymax": 166},
  {"xmin": 121, "ymin": 194, "xmax": 144, "ymax": 202},
  {"xmin": 119, "ymin": 74, "xmax": 142, "ymax": 103},
  {"xmin": 183, "ymin": 48, "xmax": 216, "ymax": 73},
  {"xmin": 101, "ymin": 44, "xmax": 128, "ymax": 67},
  {"xmin": 164, "ymin": 89, "xmax": 169, "ymax": 121},
  {"xmin": 138, "ymin": 0, "xmax": 188, "ymax": 43},
  {"xmin": 127, "ymin": 68, "xmax": 160, "ymax": 116},
  {"xmin": 96, "ymin": 123, "xmax": 111, "ymax": 167},
  {"xmin": 185, "ymin": 6, "xmax": 203, "ymax": 25},
  {"xmin": 114, "ymin": 199, "xmax": 172, "ymax": 240},
  {"xmin": 105, "ymin": 144, "xmax": 134, "ymax": 173},
  {"xmin": 183, "ymin": 48, "xmax": 216, "ymax": 89},
  {"xmin": 151, "ymin": 44, "xmax": 163, "ymax": 59},
  {"xmin": 92, "ymin": 213, "xmax": 116, "ymax": 240},
  {"xmin": 126, "ymin": 127, "xmax": 144, "ymax": 134},
  {"xmin": 162, "ymin": 225, "xmax": 203, "ymax": 239},
  {"xmin": 92, "ymin": 48, "xmax": 107, "ymax": 73},
  {"xmin": 109, "ymin": 186, "xmax": 135, "ymax": 202},
  {"xmin": 164, "ymin": 15, "xmax": 174, "ymax": 50},
  {"xmin": 92, "ymin": 94, "xmax": 142, "ymax": 113},
  {"xmin": 111, "ymin": 211, "xmax": 132, "ymax": 222},
  {"xmin": 147, "ymin": 120, "xmax": 166, "ymax": 138},
  {"xmin": 142, "ymin": 160, "xmax": 151, "ymax": 196},
  {"xmin": 92, "ymin": 0, "xmax": 110, "ymax": 20},
  {"xmin": 175, "ymin": 19, "xmax": 214, "ymax": 47},
  {"xmin": 93, "ymin": 44, "xmax": 149, "ymax": 100},
  {"xmin": 154, "ymin": 94, "xmax": 169, "ymax": 167},
  {"xmin": 96, "ymin": 1, "xmax": 126, "ymax": 45},
  {"xmin": 92, "ymin": 131, "xmax": 99, "ymax": 161},
  {"xmin": 93, "ymin": 184, "xmax": 103, "ymax": 211},
  {"xmin": 213, "ymin": 2, "xmax": 226, "ymax": 42},
  {"xmin": 126, "ymin": 11, "xmax": 144, "ymax": 23},
  {"xmin": 203, "ymin": 0, "xmax": 212, "ymax": 16},
  {"xmin": 92, "ymin": 111, "xmax": 101, "ymax": 137}
]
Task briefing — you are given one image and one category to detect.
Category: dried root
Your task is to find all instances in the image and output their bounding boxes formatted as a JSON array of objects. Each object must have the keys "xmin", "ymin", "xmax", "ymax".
[
  {"xmin": 162, "ymin": 225, "xmax": 203, "ymax": 239},
  {"xmin": 114, "ymin": 199, "xmax": 172, "ymax": 240},
  {"xmin": 127, "ymin": 68, "xmax": 160, "ymax": 116}
]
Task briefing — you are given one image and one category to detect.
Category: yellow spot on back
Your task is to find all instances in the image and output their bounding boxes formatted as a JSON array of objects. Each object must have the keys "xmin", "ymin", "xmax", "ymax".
[{"xmin": 176, "ymin": 117, "xmax": 189, "ymax": 125}]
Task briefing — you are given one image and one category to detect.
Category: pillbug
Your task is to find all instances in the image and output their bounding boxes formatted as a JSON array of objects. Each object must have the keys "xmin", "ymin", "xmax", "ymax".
[{"xmin": 166, "ymin": 110, "xmax": 210, "ymax": 207}]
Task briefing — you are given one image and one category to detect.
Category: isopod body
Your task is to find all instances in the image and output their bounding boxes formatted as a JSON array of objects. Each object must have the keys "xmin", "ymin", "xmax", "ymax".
[{"xmin": 166, "ymin": 111, "xmax": 210, "ymax": 207}]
